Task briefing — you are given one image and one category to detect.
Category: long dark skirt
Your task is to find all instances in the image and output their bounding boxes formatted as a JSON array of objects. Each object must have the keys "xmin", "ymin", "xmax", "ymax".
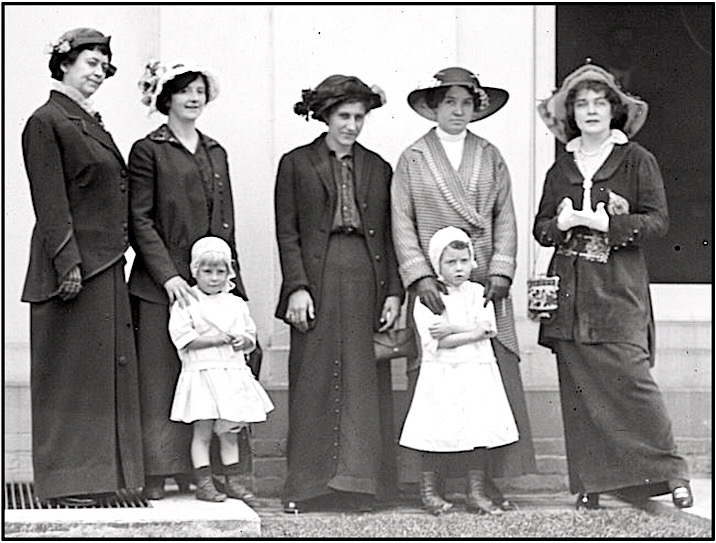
[
  {"xmin": 30, "ymin": 262, "xmax": 144, "ymax": 499},
  {"xmin": 131, "ymin": 296, "xmax": 193, "ymax": 477},
  {"xmin": 555, "ymin": 340, "xmax": 689, "ymax": 495},
  {"xmin": 282, "ymin": 233, "xmax": 386, "ymax": 503}
]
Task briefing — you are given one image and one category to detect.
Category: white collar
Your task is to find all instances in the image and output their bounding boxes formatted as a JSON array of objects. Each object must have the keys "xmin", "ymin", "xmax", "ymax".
[
  {"xmin": 51, "ymin": 80, "xmax": 96, "ymax": 115},
  {"xmin": 436, "ymin": 126, "xmax": 467, "ymax": 143},
  {"xmin": 565, "ymin": 129, "xmax": 628, "ymax": 153}
]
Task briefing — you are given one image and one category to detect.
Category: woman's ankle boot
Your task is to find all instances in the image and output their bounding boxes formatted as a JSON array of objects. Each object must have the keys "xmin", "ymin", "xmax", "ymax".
[
  {"xmin": 466, "ymin": 470, "xmax": 501, "ymax": 515},
  {"xmin": 223, "ymin": 463, "xmax": 259, "ymax": 507},
  {"xmin": 194, "ymin": 466, "xmax": 226, "ymax": 502},
  {"xmin": 420, "ymin": 471, "xmax": 453, "ymax": 516},
  {"xmin": 142, "ymin": 475, "xmax": 166, "ymax": 500}
]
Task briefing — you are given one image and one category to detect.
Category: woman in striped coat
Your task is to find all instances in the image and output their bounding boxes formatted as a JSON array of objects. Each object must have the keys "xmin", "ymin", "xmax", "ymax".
[{"xmin": 391, "ymin": 67, "xmax": 536, "ymax": 511}]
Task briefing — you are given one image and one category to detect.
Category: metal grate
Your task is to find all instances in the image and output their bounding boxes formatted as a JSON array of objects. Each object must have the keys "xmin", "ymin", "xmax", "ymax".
[{"xmin": 4, "ymin": 482, "xmax": 149, "ymax": 510}]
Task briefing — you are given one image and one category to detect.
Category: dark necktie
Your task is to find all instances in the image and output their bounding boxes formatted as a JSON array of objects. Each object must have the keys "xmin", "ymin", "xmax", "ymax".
[{"xmin": 340, "ymin": 155, "xmax": 355, "ymax": 225}]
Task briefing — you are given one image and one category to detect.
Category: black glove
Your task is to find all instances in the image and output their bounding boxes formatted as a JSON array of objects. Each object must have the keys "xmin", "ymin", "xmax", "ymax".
[
  {"xmin": 412, "ymin": 276, "xmax": 447, "ymax": 315},
  {"xmin": 483, "ymin": 275, "xmax": 511, "ymax": 307}
]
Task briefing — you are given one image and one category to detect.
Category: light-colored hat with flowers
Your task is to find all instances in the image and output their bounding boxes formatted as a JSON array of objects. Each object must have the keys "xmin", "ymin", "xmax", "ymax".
[
  {"xmin": 137, "ymin": 59, "xmax": 220, "ymax": 114},
  {"xmin": 408, "ymin": 67, "xmax": 509, "ymax": 123},
  {"xmin": 428, "ymin": 226, "xmax": 477, "ymax": 281},
  {"xmin": 190, "ymin": 236, "xmax": 236, "ymax": 293},
  {"xmin": 537, "ymin": 61, "xmax": 649, "ymax": 143}
]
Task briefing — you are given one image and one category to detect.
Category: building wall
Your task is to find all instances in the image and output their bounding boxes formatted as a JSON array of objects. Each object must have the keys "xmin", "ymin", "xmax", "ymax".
[{"xmin": 4, "ymin": 5, "xmax": 711, "ymax": 486}]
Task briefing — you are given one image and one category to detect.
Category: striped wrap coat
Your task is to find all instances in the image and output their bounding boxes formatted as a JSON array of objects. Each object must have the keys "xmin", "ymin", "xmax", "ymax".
[{"xmin": 391, "ymin": 128, "xmax": 519, "ymax": 357}]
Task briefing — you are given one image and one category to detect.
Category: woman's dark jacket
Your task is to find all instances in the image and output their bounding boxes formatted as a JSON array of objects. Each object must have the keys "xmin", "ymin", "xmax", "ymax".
[
  {"xmin": 274, "ymin": 134, "xmax": 403, "ymax": 324},
  {"xmin": 533, "ymin": 141, "xmax": 668, "ymax": 362},
  {"xmin": 128, "ymin": 125, "xmax": 246, "ymax": 303},
  {"xmin": 21, "ymin": 91, "xmax": 130, "ymax": 302}
]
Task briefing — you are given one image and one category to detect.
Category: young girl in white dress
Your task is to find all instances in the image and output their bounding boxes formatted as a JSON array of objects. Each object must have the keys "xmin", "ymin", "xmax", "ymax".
[
  {"xmin": 400, "ymin": 226, "xmax": 519, "ymax": 516},
  {"xmin": 169, "ymin": 236, "xmax": 274, "ymax": 503}
]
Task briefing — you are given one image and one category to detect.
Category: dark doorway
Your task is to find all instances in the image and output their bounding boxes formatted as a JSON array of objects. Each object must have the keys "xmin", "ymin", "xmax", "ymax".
[{"xmin": 557, "ymin": 4, "xmax": 713, "ymax": 283}]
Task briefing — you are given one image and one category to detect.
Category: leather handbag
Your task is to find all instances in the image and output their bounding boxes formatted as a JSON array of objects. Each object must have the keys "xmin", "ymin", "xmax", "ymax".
[{"xmin": 373, "ymin": 328, "xmax": 418, "ymax": 363}]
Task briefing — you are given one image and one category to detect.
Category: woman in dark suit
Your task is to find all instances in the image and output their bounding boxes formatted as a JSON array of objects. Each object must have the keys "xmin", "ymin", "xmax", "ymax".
[
  {"xmin": 128, "ymin": 60, "xmax": 252, "ymax": 501},
  {"xmin": 275, "ymin": 75, "xmax": 404, "ymax": 513},
  {"xmin": 21, "ymin": 27, "xmax": 143, "ymax": 507}
]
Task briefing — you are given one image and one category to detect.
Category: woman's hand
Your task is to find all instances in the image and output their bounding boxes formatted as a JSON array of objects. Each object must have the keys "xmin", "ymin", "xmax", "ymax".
[
  {"xmin": 483, "ymin": 275, "xmax": 511, "ymax": 307},
  {"xmin": 58, "ymin": 265, "xmax": 82, "ymax": 301},
  {"xmin": 286, "ymin": 288, "xmax": 315, "ymax": 334},
  {"xmin": 378, "ymin": 295, "xmax": 401, "ymax": 332},
  {"xmin": 164, "ymin": 275, "xmax": 198, "ymax": 308},
  {"xmin": 607, "ymin": 190, "xmax": 630, "ymax": 216},
  {"xmin": 412, "ymin": 276, "xmax": 447, "ymax": 315}
]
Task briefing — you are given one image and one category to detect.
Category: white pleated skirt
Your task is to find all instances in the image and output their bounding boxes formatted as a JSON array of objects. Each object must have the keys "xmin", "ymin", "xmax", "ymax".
[
  {"xmin": 170, "ymin": 365, "xmax": 274, "ymax": 427},
  {"xmin": 400, "ymin": 360, "xmax": 519, "ymax": 452}
]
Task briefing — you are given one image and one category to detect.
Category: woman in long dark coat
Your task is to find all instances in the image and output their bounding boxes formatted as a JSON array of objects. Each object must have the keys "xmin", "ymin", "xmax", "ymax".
[
  {"xmin": 21, "ymin": 28, "xmax": 143, "ymax": 506},
  {"xmin": 534, "ymin": 62, "xmax": 692, "ymax": 510},
  {"xmin": 128, "ymin": 59, "xmax": 250, "ymax": 501},
  {"xmin": 275, "ymin": 75, "xmax": 404, "ymax": 512}
]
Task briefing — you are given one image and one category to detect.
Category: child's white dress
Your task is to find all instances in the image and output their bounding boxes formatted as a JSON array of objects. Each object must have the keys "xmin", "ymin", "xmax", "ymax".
[
  {"xmin": 400, "ymin": 281, "xmax": 519, "ymax": 452},
  {"xmin": 169, "ymin": 286, "xmax": 273, "ymax": 429}
]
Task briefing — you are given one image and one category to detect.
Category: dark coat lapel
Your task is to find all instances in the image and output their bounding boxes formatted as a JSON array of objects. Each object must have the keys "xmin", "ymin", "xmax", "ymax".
[
  {"xmin": 306, "ymin": 135, "xmax": 336, "ymax": 200},
  {"xmin": 558, "ymin": 144, "xmax": 630, "ymax": 185},
  {"xmin": 49, "ymin": 92, "xmax": 126, "ymax": 167}
]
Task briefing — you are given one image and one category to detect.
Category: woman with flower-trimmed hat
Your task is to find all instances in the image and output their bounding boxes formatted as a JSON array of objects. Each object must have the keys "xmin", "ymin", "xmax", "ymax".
[
  {"xmin": 275, "ymin": 75, "xmax": 404, "ymax": 512},
  {"xmin": 128, "ymin": 59, "xmax": 253, "ymax": 502},
  {"xmin": 391, "ymin": 66, "xmax": 536, "ymax": 513},
  {"xmin": 21, "ymin": 28, "xmax": 143, "ymax": 507},
  {"xmin": 534, "ymin": 61, "xmax": 692, "ymax": 510}
]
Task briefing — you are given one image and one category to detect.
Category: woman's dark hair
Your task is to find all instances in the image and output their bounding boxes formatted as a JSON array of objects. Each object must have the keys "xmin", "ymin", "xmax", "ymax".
[
  {"xmin": 426, "ymin": 85, "xmax": 478, "ymax": 110},
  {"xmin": 564, "ymin": 80, "xmax": 628, "ymax": 140},
  {"xmin": 49, "ymin": 44, "xmax": 111, "ymax": 82},
  {"xmin": 156, "ymin": 72, "xmax": 210, "ymax": 116}
]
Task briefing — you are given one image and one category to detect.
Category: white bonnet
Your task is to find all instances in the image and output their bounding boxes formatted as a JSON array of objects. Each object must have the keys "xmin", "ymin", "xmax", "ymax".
[
  {"xmin": 428, "ymin": 226, "xmax": 477, "ymax": 281},
  {"xmin": 190, "ymin": 236, "xmax": 236, "ymax": 292}
]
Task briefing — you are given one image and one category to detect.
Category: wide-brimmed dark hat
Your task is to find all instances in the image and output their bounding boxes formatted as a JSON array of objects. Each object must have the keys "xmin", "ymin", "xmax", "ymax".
[
  {"xmin": 537, "ymin": 62, "xmax": 648, "ymax": 143},
  {"xmin": 408, "ymin": 67, "xmax": 509, "ymax": 122},
  {"xmin": 294, "ymin": 74, "xmax": 386, "ymax": 122},
  {"xmin": 47, "ymin": 27, "xmax": 116, "ymax": 78}
]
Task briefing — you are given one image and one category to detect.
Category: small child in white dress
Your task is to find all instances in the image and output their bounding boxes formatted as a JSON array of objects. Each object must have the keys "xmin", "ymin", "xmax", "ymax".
[
  {"xmin": 169, "ymin": 236, "xmax": 274, "ymax": 503},
  {"xmin": 400, "ymin": 226, "xmax": 519, "ymax": 516}
]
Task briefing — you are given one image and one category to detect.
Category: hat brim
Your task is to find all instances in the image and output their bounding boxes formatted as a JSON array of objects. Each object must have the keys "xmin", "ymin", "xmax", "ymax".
[
  {"xmin": 537, "ymin": 64, "xmax": 648, "ymax": 143},
  {"xmin": 408, "ymin": 86, "xmax": 509, "ymax": 122},
  {"xmin": 151, "ymin": 61, "xmax": 220, "ymax": 113}
]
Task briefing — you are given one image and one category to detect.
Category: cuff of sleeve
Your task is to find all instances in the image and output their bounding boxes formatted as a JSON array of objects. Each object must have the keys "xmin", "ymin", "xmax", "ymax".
[
  {"xmin": 535, "ymin": 218, "xmax": 568, "ymax": 247},
  {"xmin": 53, "ymin": 235, "xmax": 82, "ymax": 280},
  {"xmin": 609, "ymin": 216, "xmax": 641, "ymax": 248},
  {"xmin": 489, "ymin": 255, "xmax": 516, "ymax": 279}
]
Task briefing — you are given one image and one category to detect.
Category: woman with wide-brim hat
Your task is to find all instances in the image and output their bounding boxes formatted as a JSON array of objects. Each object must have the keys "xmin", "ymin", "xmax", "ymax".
[
  {"xmin": 391, "ymin": 66, "xmax": 537, "ymax": 514},
  {"xmin": 128, "ymin": 59, "xmax": 255, "ymax": 503},
  {"xmin": 275, "ymin": 74, "xmax": 404, "ymax": 513},
  {"xmin": 21, "ymin": 27, "xmax": 144, "ymax": 507},
  {"xmin": 533, "ymin": 61, "xmax": 692, "ymax": 510}
]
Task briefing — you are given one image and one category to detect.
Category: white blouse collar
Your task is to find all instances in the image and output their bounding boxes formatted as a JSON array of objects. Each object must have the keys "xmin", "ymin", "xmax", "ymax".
[
  {"xmin": 436, "ymin": 126, "xmax": 467, "ymax": 143},
  {"xmin": 565, "ymin": 129, "xmax": 628, "ymax": 153},
  {"xmin": 51, "ymin": 80, "xmax": 96, "ymax": 115}
]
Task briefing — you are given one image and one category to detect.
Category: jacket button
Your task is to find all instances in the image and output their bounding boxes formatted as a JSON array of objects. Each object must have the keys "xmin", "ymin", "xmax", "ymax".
[
  {"xmin": 214, "ymin": 173, "xmax": 220, "ymax": 179},
  {"xmin": 368, "ymin": 229, "xmax": 375, "ymax": 236},
  {"xmin": 375, "ymin": 255, "xmax": 381, "ymax": 261},
  {"xmin": 223, "ymin": 222, "xmax": 229, "ymax": 229},
  {"xmin": 380, "ymin": 280, "xmax": 386, "ymax": 286},
  {"xmin": 120, "ymin": 170, "xmax": 128, "ymax": 178},
  {"xmin": 217, "ymin": 181, "xmax": 223, "ymax": 188},
  {"xmin": 118, "ymin": 355, "xmax": 128, "ymax": 366}
]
